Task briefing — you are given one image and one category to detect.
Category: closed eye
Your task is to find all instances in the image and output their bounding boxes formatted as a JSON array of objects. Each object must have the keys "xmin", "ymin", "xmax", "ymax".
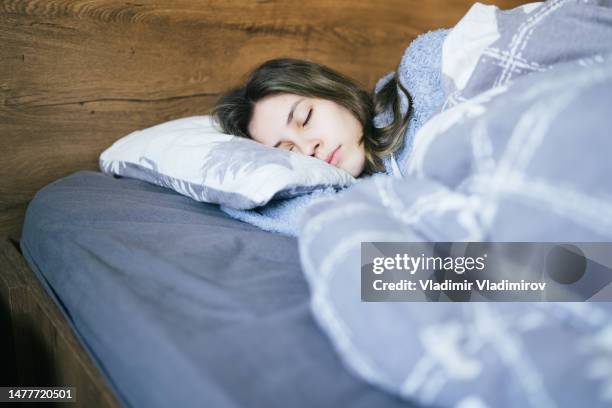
[{"xmin": 303, "ymin": 108, "xmax": 312, "ymax": 127}]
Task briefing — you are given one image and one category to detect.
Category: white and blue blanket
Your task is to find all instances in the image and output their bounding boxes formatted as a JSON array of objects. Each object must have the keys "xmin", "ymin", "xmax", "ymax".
[{"xmin": 298, "ymin": 1, "xmax": 612, "ymax": 407}]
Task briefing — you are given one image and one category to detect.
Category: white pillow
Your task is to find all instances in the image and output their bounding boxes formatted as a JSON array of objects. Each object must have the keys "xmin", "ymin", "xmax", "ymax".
[{"xmin": 99, "ymin": 115, "xmax": 355, "ymax": 209}]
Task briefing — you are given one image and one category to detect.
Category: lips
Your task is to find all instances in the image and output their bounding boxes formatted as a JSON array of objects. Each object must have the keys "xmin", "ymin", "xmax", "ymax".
[{"xmin": 325, "ymin": 146, "xmax": 340, "ymax": 165}]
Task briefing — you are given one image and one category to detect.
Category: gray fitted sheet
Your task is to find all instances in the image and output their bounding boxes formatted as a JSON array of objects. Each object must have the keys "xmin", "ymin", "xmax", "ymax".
[{"xmin": 20, "ymin": 171, "xmax": 420, "ymax": 408}]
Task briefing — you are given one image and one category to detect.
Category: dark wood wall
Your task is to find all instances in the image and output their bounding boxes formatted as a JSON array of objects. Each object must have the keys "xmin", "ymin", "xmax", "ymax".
[{"xmin": 0, "ymin": 0, "xmax": 529, "ymax": 240}]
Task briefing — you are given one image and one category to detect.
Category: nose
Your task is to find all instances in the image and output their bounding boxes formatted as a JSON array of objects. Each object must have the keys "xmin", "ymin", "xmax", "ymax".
[{"xmin": 295, "ymin": 136, "xmax": 321, "ymax": 158}]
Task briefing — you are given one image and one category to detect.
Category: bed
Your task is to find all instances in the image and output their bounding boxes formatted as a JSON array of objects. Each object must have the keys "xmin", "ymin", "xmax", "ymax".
[{"xmin": 0, "ymin": 1, "xmax": 548, "ymax": 407}]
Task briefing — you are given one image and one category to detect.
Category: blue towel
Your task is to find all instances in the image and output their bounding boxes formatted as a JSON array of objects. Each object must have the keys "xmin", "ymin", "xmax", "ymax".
[{"xmin": 220, "ymin": 28, "xmax": 450, "ymax": 237}]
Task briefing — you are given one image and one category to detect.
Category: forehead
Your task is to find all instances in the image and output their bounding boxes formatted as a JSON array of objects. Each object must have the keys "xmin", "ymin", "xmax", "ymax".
[{"xmin": 248, "ymin": 93, "xmax": 299, "ymax": 145}]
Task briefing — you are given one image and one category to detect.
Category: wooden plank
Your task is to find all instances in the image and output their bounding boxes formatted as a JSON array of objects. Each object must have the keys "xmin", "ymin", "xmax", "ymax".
[
  {"xmin": 0, "ymin": 239, "xmax": 20, "ymax": 386},
  {"xmin": 0, "ymin": 239, "xmax": 122, "ymax": 407}
]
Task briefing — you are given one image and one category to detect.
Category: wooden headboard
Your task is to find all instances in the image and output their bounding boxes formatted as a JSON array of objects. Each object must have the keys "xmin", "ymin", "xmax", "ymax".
[{"xmin": 0, "ymin": 0, "xmax": 528, "ymax": 241}]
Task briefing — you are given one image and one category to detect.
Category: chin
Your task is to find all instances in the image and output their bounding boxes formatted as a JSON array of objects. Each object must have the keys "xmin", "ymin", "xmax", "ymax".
[
  {"xmin": 344, "ymin": 164, "xmax": 365, "ymax": 178},
  {"xmin": 340, "ymin": 151, "xmax": 366, "ymax": 177}
]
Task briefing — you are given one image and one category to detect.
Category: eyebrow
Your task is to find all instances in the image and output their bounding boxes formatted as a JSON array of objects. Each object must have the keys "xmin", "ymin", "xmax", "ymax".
[{"xmin": 274, "ymin": 98, "xmax": 304, "ymax": 148}]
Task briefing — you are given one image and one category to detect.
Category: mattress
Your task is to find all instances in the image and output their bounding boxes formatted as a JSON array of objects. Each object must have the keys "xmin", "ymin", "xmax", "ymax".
[{"xmin": 19, "ymin": 171, "xmax": 419, "ymax": 408}]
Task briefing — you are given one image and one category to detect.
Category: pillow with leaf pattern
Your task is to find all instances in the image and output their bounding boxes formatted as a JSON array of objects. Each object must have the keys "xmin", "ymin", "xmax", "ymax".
[{"xmin": 99, "ymin": 115, "xmax": 355, "ymax": 209}]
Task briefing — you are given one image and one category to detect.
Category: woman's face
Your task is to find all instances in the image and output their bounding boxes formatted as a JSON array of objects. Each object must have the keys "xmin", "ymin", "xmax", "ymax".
[{"xmin": 247, "ymin": 93, "xmax": 366, "ymax": 177}]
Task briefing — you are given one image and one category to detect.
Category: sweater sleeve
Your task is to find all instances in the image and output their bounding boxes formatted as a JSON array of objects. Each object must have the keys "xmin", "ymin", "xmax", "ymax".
[{"xmin": 372, "ymin": 28, "xmax": 450, "ymax": 177}]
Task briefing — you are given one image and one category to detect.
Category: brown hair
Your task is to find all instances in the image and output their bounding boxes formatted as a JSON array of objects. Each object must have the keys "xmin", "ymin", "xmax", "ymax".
[{"xmin": 207, "ymin": 58, "xmax": 411, "ymax": 176}]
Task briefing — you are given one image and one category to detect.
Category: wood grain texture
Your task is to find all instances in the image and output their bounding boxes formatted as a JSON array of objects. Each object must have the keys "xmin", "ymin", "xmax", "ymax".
[
  {"xmin": 0, "ymin": 0, "xmax": 530, "ymax": 240},
  {"xmin": 0, "ymin": 238, "xmax": 20, "ymax": 386},
  {"xmin": 0, "ymin": 239, "xmax": 122, "ymax": 406}
]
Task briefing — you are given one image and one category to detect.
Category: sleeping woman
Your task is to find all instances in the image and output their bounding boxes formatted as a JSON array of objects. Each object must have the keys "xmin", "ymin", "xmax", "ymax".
[
  {"xmin": 207, "ymin": 29, "xmax": 449, "ymax": 236},
  {"xmin": 208, "ymin": 57, "xmax": 413, "ymax": 178}
]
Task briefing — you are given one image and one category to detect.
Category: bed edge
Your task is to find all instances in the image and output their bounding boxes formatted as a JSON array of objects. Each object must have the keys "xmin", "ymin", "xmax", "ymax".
[{"xmin": 0, "ymin": 238, "xmax": 123, "ymax": 408}]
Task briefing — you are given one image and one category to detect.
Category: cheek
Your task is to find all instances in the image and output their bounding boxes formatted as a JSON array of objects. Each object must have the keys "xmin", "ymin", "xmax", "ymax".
[
  {"xmin": 332, "ymin": 120, "xmax": 357, "ymax": 145},
  {"xmin": 319, "ymin": 113, "xmax": 342, "ymax": 140},
  {"xmin": 344, "ymin": 114, "xmax": 363, "ymax": 144},
  {"xmin": 345, "ymin": 143, "xmax": 366, "ymax": 176},
  {"xmin": 322, "ymin": 106, "xmax": 349, "ymax": 141},
  {"xmin": 356, "ymin": 144, "xmax": 366, "ymax": 167}
]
